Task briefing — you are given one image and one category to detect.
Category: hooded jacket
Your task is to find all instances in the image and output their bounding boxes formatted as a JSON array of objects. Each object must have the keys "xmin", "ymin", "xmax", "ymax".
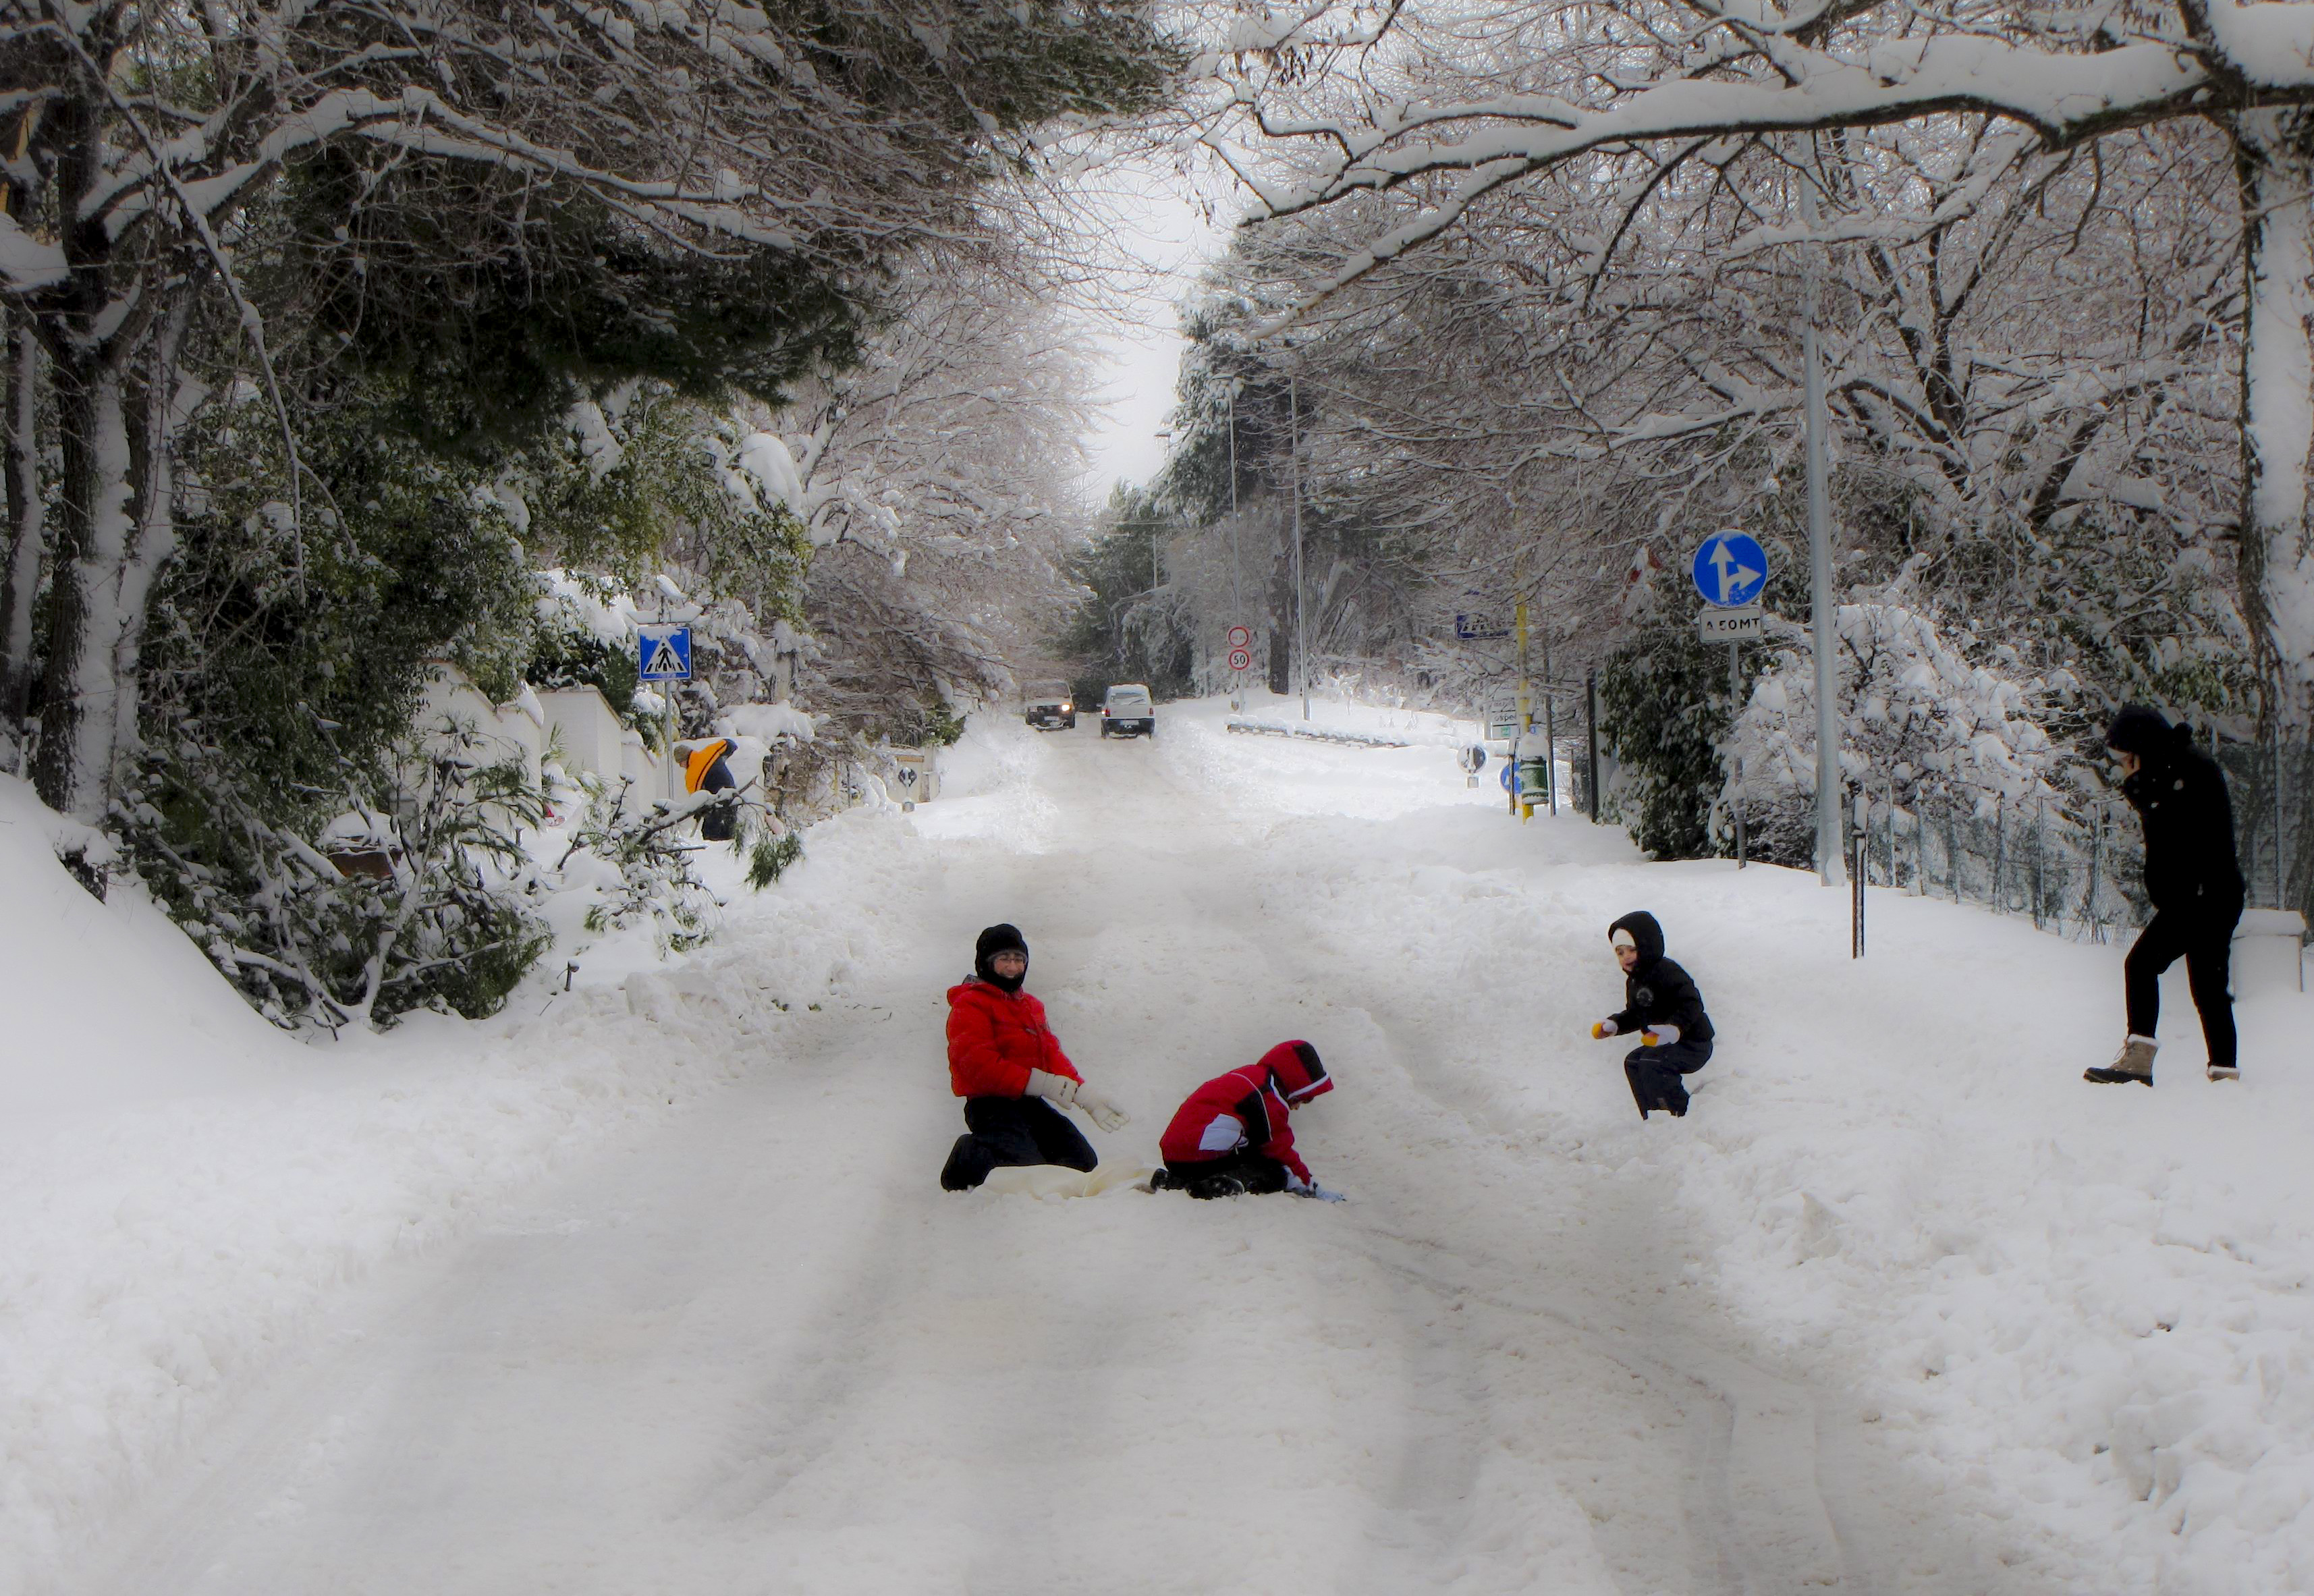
[
  {"xmin": 684, "ymin": 739, "xmax": 736, "ymax": 794},
  {"xmin": 1157, "ymin": 1041, "xmax": 1332, "ymax": 1188},
  {"xmin": 945, "ymin": 979, "xmax": 1080, "ymax": 1099},
  {"xmin": 2106, "ymin": 709, "xmax": 2243, "ymax": 915},
  {"xmin": 1606, "ymin": 911, "xmax": 1714, "ymax": 1045}
]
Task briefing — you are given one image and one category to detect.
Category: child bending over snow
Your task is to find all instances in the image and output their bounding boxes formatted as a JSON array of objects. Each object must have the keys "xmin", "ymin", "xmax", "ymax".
[
  {"xmin": 1151, "ymin": 1041, "xmax": 1345, "ymax": 1201},
  {"xmin": 939, "ymin": 924, "xmax": 1128, "ymax": 1191},
  {"xmin": 1589, "ymin": 911, "xmax": 1715, "ymax": 1120}
]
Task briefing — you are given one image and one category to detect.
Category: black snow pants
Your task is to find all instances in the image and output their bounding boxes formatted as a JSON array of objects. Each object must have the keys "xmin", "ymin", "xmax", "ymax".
[
  {"xmin": 1623, "ymin": 1038, "xmax": 1713, "ymax": 1120},
  {"xmin": 940, "ymin": 1095, "xmax": 1097, "ymax": 1191},
  {"xmin": 1161, "ymin": 1150, "xmax": 1291, "ymax": 1199},
  {"xmin": 2125, "ymin": 904, "xmax": 2242, "ymax": 1072}
]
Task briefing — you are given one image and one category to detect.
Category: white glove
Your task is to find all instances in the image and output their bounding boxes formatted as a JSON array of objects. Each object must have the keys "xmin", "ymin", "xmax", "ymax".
[
  {"xmin": 1027, "ymin": 1070, "xmax": 1127, "ymax": 1132},
  {"xmin": 1300, "ymin": 1183, "xmax": 1348, "ymax": 1203},
  {"xmin": 1072, "ymin": 1082, "xmax": 1129, "ymax": 1134}
]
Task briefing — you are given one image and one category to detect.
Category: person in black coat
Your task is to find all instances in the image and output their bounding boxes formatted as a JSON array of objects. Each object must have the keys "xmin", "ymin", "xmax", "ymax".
[
  {"xmin": 2085, "ymin": 706, "xmax": 2246, "ymax": 1086},
  {"xmin": 1589, "ymin": 910, "xmax": 1715, "ymax": 1118}
]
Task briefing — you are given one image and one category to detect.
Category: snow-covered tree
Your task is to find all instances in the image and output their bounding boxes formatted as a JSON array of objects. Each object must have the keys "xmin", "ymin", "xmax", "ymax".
[
  {"xmin": 0, "ymin": 0, "xmax": 1177, "ymax": 821},
  {"xmin": 1199, "ymin": 0, "xmax": 2314, "ymax": 728},
  {"xmin": 746, "ymin": 260, "xmax": 1103, "ymax": 732}
]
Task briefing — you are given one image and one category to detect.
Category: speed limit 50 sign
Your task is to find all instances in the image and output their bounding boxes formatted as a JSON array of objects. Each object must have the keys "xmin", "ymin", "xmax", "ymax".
[{"xmin": 1228, "ymin": 647, "xmax": 1252, "ymax": 671}]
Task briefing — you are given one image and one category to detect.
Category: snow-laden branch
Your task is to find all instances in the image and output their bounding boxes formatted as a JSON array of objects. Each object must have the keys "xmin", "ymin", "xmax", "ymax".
[{"xmin": 0, "ymin": 213, "xmax": 67, "ymax": 293}]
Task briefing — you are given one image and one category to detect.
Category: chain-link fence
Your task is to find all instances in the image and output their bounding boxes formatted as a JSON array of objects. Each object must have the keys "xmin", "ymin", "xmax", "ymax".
[{"xmin": 1848, "ymin": 734, "xmax": 2311, "ymax": 943}]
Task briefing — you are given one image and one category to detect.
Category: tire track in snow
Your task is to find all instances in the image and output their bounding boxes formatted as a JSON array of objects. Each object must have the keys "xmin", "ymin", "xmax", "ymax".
[
  {"xmin": 64, "ymin": 711, "xmax": 2066, "ymax": 1595},
  {"xmin": 1152, "ymin": 705, "xmax": 2074, "ymax": 1596}
]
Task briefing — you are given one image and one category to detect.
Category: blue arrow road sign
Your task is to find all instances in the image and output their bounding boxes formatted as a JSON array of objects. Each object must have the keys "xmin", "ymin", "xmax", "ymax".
[
  {"xmin": 1690, "ymin": 530, "xmax": 1768, "ymax": 608},
  {"xmin": 638, "ymin": 626, "xmax": 692, "ymax": 681}
]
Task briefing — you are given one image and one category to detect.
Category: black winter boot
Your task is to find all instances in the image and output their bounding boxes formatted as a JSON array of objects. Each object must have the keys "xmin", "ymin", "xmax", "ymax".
[{"xmin": 940, "ymin": 1134, "xmax": 991, "ymax": 1191}]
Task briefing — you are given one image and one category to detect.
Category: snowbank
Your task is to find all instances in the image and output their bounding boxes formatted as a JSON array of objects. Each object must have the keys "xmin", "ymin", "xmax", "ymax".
[
  {"xmin": 0, "ymin": 777, "xmax": 296, "ymax": 1118},
  {"xmin": 0, "ymin": 794, "xmax": 943, "ymax": 1596}
]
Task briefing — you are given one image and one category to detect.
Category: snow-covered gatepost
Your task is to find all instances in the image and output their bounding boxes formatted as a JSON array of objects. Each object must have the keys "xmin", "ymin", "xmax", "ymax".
[
  {"xmin": 2236, "ymin": 110, "xmax": 2314, "ymax": 738},
  {"xmin": 1216, "ymin": 0, "xmax": 2314, "ymax": 739}
]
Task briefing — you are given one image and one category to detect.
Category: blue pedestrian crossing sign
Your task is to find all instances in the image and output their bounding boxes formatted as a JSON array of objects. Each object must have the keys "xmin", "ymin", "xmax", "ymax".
[
  {"xmin": 1690, "ymin": 530, "xmax": 1769, "ymax": 608},
  {"xmin": 638, "ymin": 626, "xmax": 692, "ymax": 682}
]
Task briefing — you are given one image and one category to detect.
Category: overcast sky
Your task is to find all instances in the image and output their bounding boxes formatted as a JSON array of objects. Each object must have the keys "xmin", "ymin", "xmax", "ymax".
[{"xmin": 1076, "ymin": 169, "xmax": 1234, "ymax": 499}]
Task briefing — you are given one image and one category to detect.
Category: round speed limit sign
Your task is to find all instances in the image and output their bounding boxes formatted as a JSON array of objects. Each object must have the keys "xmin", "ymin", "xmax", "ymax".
[
  {"xmin": 1227, "ymin": 625, "xmax": 1252, "ymax": 649},
  {"xmin": 1228, "ymin": 647, "xmax": 1252, "ymax": 671}
]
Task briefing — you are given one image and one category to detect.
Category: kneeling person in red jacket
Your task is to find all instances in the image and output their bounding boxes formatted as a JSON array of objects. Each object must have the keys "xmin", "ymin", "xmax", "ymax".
[
  {"xmin": 1153, "ymin": 1041, "xmax": 1344, "ymax": 1201},
  {"xmin": 940, "ymin": 924, "xmax": 1128, "ymax": 1192}
]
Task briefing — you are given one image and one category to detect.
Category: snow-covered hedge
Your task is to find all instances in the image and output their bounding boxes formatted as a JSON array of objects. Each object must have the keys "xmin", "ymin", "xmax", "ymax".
[{"xmin": 1726, "ymin": 603, "xmax": 2073, "ymax": 864}]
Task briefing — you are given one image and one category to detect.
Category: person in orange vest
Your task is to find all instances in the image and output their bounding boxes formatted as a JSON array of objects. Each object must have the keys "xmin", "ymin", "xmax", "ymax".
[{"xmin": 682, "ymin": 737, "xmax": 738, "ymax": 841}]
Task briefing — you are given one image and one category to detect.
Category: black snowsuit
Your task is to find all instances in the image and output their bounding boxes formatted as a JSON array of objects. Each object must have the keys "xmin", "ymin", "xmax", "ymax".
[
  {"xmin": 1606, "ymin": 911, "xmax": 1715, "ymax": 1119},
  {"xmin": 938, "ymin": 1097, "xmax": 1097, "ymax": 1191},
  {"xmin": 2108, "ymin": 711, "xmax": 2244, "ymax": 1072}
]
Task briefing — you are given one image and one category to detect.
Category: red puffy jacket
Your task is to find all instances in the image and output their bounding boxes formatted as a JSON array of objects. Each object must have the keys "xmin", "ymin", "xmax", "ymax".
[
  {"xmin": 945, "ymin": 979, "xmax": 1082, "ymax": 1099},
  {"xmin": 1158, "ymin": 1041, "xmax": 1332, "ymax": 1187}
]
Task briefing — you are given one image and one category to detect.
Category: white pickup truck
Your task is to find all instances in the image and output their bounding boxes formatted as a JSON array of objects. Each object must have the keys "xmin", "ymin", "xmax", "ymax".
[{"xmin": 1022, "ymin": 680, "xmax": 1075, "ymax": 730}]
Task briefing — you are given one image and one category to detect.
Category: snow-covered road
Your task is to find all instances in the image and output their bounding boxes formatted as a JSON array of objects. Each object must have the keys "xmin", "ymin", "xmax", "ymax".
[
  {"xmin": 34, "ymin": 699, "xmax": 2314, "ymax": 1595},
  {"xmin": 61, "ymin": 707, "xmax": 2070, "ymax": 1596}
]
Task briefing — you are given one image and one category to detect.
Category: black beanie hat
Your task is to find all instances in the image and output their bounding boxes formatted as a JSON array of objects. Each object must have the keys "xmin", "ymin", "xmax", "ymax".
[
  {"xmin": 974, "ymin": 923, "xmax": 1028, "ymax": 989},
  {"xmin": 2105, "ymin": 705, "xmax": 2175, "ymax": 760}
]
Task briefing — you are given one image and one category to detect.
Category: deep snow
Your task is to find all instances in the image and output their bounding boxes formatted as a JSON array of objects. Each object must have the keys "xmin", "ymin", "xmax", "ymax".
[{"xmin": 6, "ymin": 695, "xmax": 2311, "ymax": 1595}]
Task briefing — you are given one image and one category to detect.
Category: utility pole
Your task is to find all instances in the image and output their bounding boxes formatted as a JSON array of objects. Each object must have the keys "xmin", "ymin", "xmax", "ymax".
[
  {"xmin": 1802, "ymin": 149, "xmax": 1843, "ymax": 886},
  {"xmin": 1290, "ymin": 370, "xmax": 1308, "ymax": 720},
  {"xmin": 1228, "ymin": 381, "xmax": 1243, "ymax": 711},
  {"xmin": 1227, "ymin": 381, "xmax": 1241, "ymax": 619}
]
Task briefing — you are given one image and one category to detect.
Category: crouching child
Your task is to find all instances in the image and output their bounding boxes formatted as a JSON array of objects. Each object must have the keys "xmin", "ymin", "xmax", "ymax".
[
  {"xmin": 940, "ymin": 924, "xmax": 1129, "ymax": 1191},
  {"xmin": 1151, "ymin": 1041, "xmax": 1345, "ymax": 1201},
  {"xmin": 1589, "ymin": 911, "xmax": 1715, "ymax": 1119}
]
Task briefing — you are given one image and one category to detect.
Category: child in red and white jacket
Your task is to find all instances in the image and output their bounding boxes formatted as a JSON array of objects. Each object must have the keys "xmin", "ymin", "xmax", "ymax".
[
  {"xmin": 939, "ymin": 923, "xmax": 1129, "ymax": 1191},
  {"xmin": 1152, "ymin": 1041, "xmax": 1345, "ymax": 1201}
]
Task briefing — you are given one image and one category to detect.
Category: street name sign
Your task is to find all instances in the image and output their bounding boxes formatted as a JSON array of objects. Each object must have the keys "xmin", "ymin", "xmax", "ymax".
[{"xmin": 1456, "ymin": 613, "xmax": 1513, "ymax": 641}]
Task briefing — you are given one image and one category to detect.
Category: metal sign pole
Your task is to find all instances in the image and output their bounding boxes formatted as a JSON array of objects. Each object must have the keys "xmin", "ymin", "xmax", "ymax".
[
  {"xmin": 1803, "ymin": 156, "xmax": 1843, "ymax": 888},
  {"xmin": 1515, "ymin": 600, "xmax": 1533, "ymax": 821},
  {"xmin": 1731, "ymin": 639, "xmax": 1746, "ymax": 867},
  {"xmin": 1228, "ymin": 383, "xmax": 1240, "ymax": 616},
  {"xmin": 1851, "ymin": 789, "xmax": 1867, "ymax": 957},
  {"xmin": 1543, "ymin": 640, "xmax": 1558, "ymax": 815}
]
